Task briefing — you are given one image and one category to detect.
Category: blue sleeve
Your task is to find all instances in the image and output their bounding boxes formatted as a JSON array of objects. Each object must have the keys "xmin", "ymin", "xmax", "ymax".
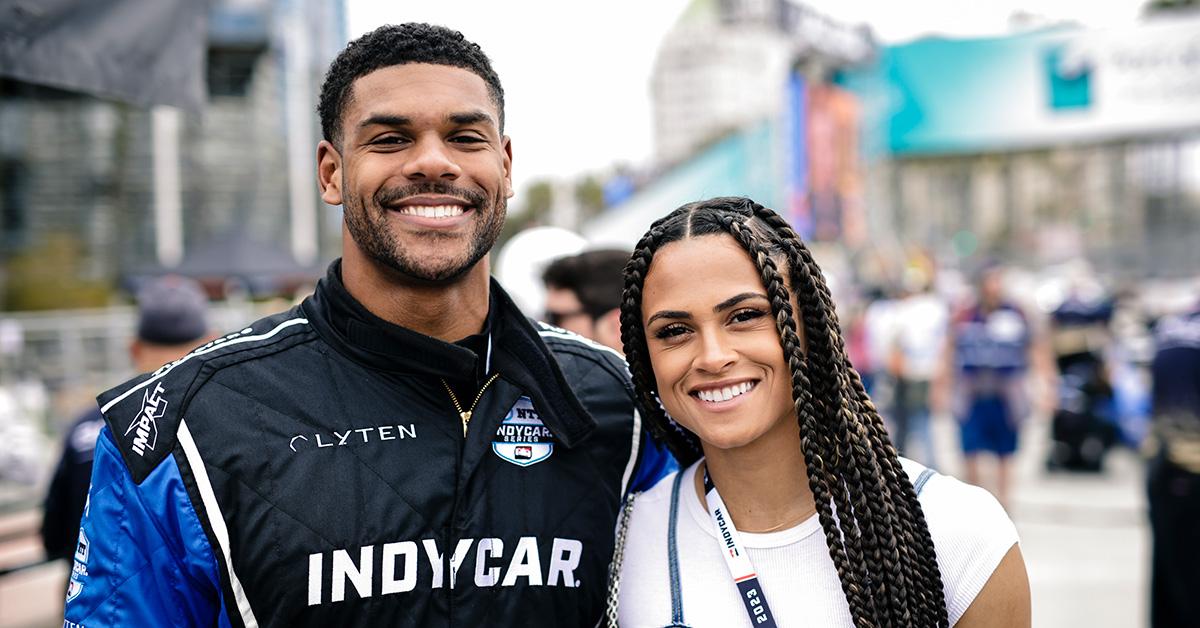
[
  {"xmin": 627, "ymin": 429, "xmax": 677, "ymax": 494},
  {"xmin": 64, "ymin": 426, "xmax": 231, "ymax": 627}
]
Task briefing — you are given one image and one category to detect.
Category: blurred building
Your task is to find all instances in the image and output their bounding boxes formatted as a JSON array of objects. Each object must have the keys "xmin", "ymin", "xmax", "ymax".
[
  {"xmin": 588, "ymin": 0, "xmax": 875, "ymax": 249},
  {"xmin": 837, "ymin": 14, "xmax": 1200, "ymax": 279},
  {"xmin": 651, "ymin": 0, "xmax": 873, "ymax": 166},
  {"xmin": 593, "ymin": 6, "xmax": 1200, "ymax": 283},
  {"xmin": 0, "ymin": 0, "xmax": 346, "ymax": 309}
]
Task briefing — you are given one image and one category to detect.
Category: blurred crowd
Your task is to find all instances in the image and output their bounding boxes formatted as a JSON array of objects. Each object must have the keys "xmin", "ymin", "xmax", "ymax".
[
  {"xmin": 1, "ymin": 242, "xmax": 1198, "ymax": 624},
  {"xmin": 3, "ymin": 248, "xmax": 1197, "ymax": 514},
  {"xmin": 842, "ymin": 256, "xmax": 1168, "ymax": 481}
]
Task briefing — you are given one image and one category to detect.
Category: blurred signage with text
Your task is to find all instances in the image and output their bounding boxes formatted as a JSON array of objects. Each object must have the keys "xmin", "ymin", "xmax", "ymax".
[{"xmin": 837, "ymin": 15, "xmax": 1200, "ymax": 155}]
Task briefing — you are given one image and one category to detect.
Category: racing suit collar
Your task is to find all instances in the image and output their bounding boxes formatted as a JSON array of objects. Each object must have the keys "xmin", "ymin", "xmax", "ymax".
[
  {"xmin": 307, "ymin": 260, "xmax": 481, "ymax": 380},
  {"xmin": 487, "ymin": 279, "xmax": 598, "ymax": 447},
  {"xmin": 304, "ymin": 260, "xmax": 597, "ymax": 448}
]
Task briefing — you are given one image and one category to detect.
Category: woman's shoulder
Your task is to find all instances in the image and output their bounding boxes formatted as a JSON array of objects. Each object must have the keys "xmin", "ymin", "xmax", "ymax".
[
  {"xmin": 628, "ymin": 461, "xmax": 693, "ymax": 518},
  {"xmin": 900, "ymin": 458, "xmax": 1021, "ymax": 624},
  {"xmin": 900, "ymin": 458, "xmax": 1015, "ymax": 534},
  {"xmin": 623, "ymin": 459, "xmax": 704, "ymax": 545},
  {"xmin": 616, "ymin": 462, "xmax": 697, "ymax": 619}
]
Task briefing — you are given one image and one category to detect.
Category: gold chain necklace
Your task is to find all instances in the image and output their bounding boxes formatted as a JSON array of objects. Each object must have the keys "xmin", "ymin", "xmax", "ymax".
[
  {"xmin": 701, "ymin": 462, "xmax": 817, "ymax": 534},
  {"xmin": 441, "ymin": 372, "xmax": 501, "ymax": 436}
]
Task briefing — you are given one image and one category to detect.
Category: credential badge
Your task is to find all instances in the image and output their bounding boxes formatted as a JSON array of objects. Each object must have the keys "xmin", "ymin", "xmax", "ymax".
[{"xmin": 492, "ymin": 396, "xmax": 555, "ymax": 467}]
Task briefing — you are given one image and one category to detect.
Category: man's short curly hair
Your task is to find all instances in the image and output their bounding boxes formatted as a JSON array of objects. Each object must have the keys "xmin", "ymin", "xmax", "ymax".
[{"xmin": 317, "ymin": 23, "xmax": 505, "ymax": 145}]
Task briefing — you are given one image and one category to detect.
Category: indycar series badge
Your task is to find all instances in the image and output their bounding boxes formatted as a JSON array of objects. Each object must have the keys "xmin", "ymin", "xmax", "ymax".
[{"xmin": 492, "ymin": 397, "xmax": 555, "ymax": 467}]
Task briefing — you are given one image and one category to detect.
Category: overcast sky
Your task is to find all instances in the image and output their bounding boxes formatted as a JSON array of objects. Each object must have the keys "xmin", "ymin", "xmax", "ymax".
[{"xmin": 347, "ymin": 0, "xmax": 1148, "ymax": 194}]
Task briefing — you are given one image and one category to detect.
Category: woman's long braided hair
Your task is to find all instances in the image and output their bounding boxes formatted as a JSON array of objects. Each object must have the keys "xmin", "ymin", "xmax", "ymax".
[{"xmin": 620, "ymin": 197, "xmax": 949, "ymax": 628}]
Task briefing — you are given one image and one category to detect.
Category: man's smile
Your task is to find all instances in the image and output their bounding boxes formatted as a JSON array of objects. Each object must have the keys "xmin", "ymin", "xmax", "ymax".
[{"xmin": 384, "ymin": 194, "xmax": 477, "ymax": 228}]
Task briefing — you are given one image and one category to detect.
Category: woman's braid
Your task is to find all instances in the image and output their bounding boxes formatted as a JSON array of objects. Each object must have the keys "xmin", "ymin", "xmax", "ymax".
[
  {"xmin": 621, "ymin": 214, "xmax": 704, "ymax": 463},
  {"xmin": 750, "ymin": 201, "xmax": 941, "ymax": 626},
  {"xmin": 724, "ymin": 217, "xmax": 881, "ymax": 625}
]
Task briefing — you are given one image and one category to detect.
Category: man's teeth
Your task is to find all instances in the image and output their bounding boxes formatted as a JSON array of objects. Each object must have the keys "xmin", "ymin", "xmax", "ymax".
[
  {"xmin": 398, "ymin": 205, "xmax": 466, "ymax": 218},
  {"xmin": 696, "ymin": 382, "xmax": 754, "ymax": 403}
]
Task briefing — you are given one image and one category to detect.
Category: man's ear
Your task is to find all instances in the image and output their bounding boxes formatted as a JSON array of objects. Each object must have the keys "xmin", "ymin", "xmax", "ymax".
[
  {"xmin": 502, "ymin": 135, "xmax": 514, "ymax": 199},
  {"xmin": 317, "ymin": 140, "xmax": 343, "ymax": 205}
]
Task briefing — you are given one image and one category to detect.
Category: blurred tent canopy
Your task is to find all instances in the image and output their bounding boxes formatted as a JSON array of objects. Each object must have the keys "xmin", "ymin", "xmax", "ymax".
[
  {"xmin": 127, "ymin": 230, "xmax": 322, "ymax": 300},
  {"xmin": 0, "ymin": 0, "xmax": 211, "ymax": 112}
]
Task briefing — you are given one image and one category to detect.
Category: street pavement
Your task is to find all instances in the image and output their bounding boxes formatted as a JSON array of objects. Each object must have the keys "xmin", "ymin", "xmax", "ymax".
[
  {"xmin": 0, "ymin": 414, "xmax": 1151, "ymax": 627},
  {"xmin": 929, "ymin": 411, "xmax": 1149, "ymax": 628}
]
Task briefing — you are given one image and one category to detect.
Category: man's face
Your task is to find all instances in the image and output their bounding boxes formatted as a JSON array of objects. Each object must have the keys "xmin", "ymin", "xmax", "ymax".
[
  {"xmin": 980, "ymin": 269, "xmax": 1004, "ymax": 307},
  {"xmin": 544, "ymin": 287, "xmax": 596, "ymax": 339},
  {"xmin": 318, "ymin": 63, "xmax": 513, "ymax": 283}
]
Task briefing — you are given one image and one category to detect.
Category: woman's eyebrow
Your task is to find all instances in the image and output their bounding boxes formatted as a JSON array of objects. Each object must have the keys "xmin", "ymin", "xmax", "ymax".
[
  {"xmin": 646, "ymin": 309, "xmax": 690, "ymax": 326},
  {"xmin": 713, "ymin": 292, "xmax": 768, "ymax": 312}
]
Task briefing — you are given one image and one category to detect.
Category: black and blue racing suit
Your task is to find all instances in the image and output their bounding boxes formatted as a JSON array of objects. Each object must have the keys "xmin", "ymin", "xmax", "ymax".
[{"xmin": 64, "ymin": 261, "xmax": 673, "ymax": 627}]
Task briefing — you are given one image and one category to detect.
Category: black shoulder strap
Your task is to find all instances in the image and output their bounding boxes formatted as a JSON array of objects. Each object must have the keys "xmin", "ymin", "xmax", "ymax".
[{"xmin": 666, "ymin": 470, "xmax": 689, "ymax": 627}]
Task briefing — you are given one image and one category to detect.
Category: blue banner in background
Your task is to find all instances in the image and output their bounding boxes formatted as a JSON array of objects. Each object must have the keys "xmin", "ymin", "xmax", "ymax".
[{"xmin": 786, "ymin": 72, "xmax": 813, "ymax": 240}]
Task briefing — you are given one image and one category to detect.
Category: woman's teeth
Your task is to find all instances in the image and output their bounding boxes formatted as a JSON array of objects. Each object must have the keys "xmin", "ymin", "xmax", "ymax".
[
  {"xmin": 398, "ymin": 205, "xmax": 465, "ymax": 218},
  {"xmin": 696, "ymin": 381, "xmax": 754, "ymax": 403}
]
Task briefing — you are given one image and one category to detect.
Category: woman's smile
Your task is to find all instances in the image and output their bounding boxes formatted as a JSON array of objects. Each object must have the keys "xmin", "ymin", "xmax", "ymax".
[{"xmin": 689, "ymin": 379, "xmax": 759, "ymax": 410}]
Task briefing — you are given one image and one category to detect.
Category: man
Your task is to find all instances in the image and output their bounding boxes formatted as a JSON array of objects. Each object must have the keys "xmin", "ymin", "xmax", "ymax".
[
  {"xmin": 41, "ymin": 276, "xmax": 215, "ymax": 562},
  {"xmin": 932, "ymin": 263, "xmax": 1054, "ymax": 508},
  {"xmin": 1145, "ymin": 299, "xmax": 1200, "ymax": 628},
  {"xmin": 541, "ymin": 249, "xmax": 629, "ymax": 354},
  {"xmin": 64, "ymin": 24, "xmax": 672, "ymax": 627}
]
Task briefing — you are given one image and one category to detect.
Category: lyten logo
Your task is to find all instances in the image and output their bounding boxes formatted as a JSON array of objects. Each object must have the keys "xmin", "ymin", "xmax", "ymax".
[{"xmin": 126, "ymin": 383, "xmax": 167, "ymax": 456}]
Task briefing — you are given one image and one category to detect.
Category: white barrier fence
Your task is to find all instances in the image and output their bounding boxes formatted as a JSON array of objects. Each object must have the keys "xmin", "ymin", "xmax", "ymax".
[{"xmin": 0, "ymin": 300, "xmax": 287, "ymax": 509}]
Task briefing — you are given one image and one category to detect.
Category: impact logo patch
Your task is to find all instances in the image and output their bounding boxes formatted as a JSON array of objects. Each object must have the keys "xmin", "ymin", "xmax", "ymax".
[
  {"xmin": 125, "ymin": 382, "xmax": 166, "ymax": 457},
  {"xmin": 492, "ymin": 397, "xmax": 555, "ymax": 467}
]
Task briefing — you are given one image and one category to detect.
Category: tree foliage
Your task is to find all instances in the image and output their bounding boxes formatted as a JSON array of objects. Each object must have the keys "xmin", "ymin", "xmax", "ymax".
[{"xmin": 3, "ymin": 233, "xmax": 112, "ymax": 311}]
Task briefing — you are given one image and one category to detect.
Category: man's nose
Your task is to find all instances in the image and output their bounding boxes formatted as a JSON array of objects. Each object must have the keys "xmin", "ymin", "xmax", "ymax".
[{"xmin": 401, "ymin": 137, "xmax": 462, "ymax": 181}]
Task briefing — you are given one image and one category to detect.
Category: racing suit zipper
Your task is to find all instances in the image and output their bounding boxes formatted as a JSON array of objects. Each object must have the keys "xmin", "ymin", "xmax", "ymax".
[
  {"xmin": 441, "ymin": 374, "xmax": 498, "ymax": 626},
  {"xmin": 447, "ymin": 432, "xmax": 461, "ymax": 626}
]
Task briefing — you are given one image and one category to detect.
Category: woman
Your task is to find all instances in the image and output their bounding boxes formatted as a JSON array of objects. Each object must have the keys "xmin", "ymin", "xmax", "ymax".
[{"xmin": 607, "ymin": 197, "xmax": 1028, "ymax": 627}]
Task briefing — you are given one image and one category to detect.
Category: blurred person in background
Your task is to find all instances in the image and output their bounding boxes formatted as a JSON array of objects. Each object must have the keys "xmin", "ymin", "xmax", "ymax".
[
  {"xmin": 1145, "ymin": 295, "xmax": 1200, "ymax": 628},
  {"xmin": 40, "ymin": 276, "xmax": 213, "ymax": 571},
  {"xmin": 933, "ymin": 262, "xmax": 1055, "ymax": 508},
  {"xmin": 861, "ymin": 285, "xmax": 899, "ymax": 400},
  {"xmin": 63, "ymin": 23, "xmax": 672, "ymax": 627},
  {"xmin": 1046, "ymin": 284, "xmax": 1118, "ymax": 472},
  {"xmin": 885, "ymin": 264, "xmax": 947, "ymax": 468},
  {"xmin": 541, "ymin": 248, "xmax": 629, "ymax": 353}
]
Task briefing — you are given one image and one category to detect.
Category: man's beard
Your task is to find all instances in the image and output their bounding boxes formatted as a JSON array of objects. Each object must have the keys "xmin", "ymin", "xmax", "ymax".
[{"xmin": 343, "ymin": 180, "xmax": 506, "ymax": 284}]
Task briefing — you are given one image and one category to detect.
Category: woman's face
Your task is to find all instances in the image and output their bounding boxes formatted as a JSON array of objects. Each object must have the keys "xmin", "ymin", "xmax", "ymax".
[{"xmin": 640, "ymin": 234, "xmax": 802, "ymax": 453}]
